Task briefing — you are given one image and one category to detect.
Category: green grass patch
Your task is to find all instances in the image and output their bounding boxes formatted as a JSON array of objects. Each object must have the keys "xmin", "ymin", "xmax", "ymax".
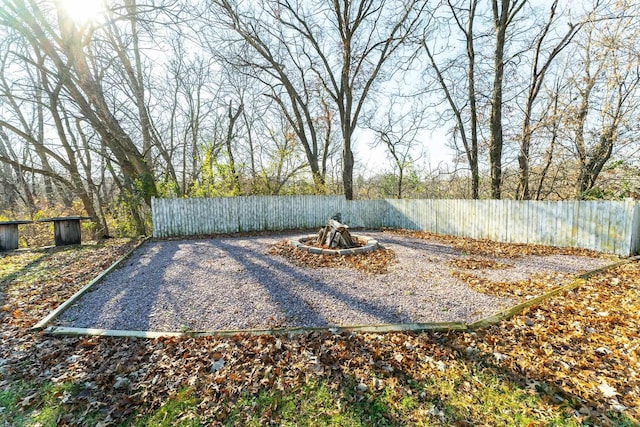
[
  {"xmin": 220, "ymin": 370, "xmax": 585, "ymax": 427},
  {"xmin": 423, "ymin": 368, "xmax": 581, "ymax": 426},
  {"xmin": 0, "ymin": 383, "xmax": 27, "ymax": 425},
  {"xmin": 0, "ymin": 252, "xmax": 47, "ymax": 285},
  {"xmin": 129, "ymin": 388, "xmax": 202, "ymax": 427},
  {"xmin": 227, "ymin": 381, "xmax": 371, "ymax": 426},
  {"xmin": 0, "ymin": 380, "xmax": 104, "ymax": 427},
  {"xmin": 117, "ymin": 368, "xmax": 609, "ymax": 426}
]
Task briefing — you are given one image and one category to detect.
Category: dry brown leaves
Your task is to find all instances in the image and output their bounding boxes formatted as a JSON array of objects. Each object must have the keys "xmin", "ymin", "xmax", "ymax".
[
  {"xmin": 452, "ymin": 260, "xmax": 640, "ymax": 423},
  {"xmin": 389, "ymin": 229, "xmax": 607, "ymax": 259},
  {"xmin": 267, "ymin": 240, "xmax": 396, "ymax": 274},
  {"xmin": 448, "ymin": 258, "xmax": 514, "ymax": 270},
  {"xmin": 0, "ymin": 239, "xmax": 142, "ymax": 330},
  {"xmin": 451, "ymin": 271, "xmax": 574, "ymax": 300}
]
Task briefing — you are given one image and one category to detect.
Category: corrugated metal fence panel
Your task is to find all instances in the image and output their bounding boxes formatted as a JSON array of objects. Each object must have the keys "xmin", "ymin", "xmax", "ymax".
[{"xmin": 151, "ymin": 197, "xmax": 637, "ymax": 255}]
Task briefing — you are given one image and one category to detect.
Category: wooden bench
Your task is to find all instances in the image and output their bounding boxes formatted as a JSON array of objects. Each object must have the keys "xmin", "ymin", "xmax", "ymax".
[
  {"xmin": 0, "ymin": 220, "xmax": 33, "ymax": 251},
  {"xmin": 37, "ymin": 216, "xmax": 91, "ymax": 246}
]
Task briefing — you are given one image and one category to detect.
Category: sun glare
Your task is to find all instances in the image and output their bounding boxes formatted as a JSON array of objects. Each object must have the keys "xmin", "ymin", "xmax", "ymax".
[{"xmin": 57, "ymin": 0, "xmax": 107, "ymax": 25}]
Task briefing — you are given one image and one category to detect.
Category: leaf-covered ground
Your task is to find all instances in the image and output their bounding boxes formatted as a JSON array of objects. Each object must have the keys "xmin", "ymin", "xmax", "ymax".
[
  {"xmin": 268, "ymin": 240, "xmax": 397, "ymax": 274},
  {"xmin": 0, "ymin": 236, "xmax": 638, "ymax": 426},
  {"xmin": 389, "ymin": 229, "xmax": 607, "ymax": 259}
]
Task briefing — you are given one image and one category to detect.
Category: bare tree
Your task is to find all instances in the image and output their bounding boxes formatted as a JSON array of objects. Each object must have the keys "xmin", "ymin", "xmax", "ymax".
[
  {"xmin": 207, "ymin": 0, "xmax": 429, "ymax": 199},
  {"xmin": 0, "ymin": 0, "xmax": 184, "ymax": 233},
  {"xmin": 516, "ymin": 0, "xmax": 584, "ymax": 200},
  {"xmin": 369, "ymin": 99, "xmax": 426, "ymax": 198},
  {"xmin": 422, "ymin": 0, "xmax": 481, "ymax": 198},
  {"xmin": 562, "ymin": 12, "xmax": 640, "ymax": 198},
  {"xmin": 488, "ymin": 0, "xmax": 526, "ymax": 199}
]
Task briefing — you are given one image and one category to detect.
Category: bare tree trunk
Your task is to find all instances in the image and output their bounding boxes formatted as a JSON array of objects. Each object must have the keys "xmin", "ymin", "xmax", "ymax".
[
  {"xmin": 225, "ymin": 101, "xmax": 243, "ymax": 194},
  {"xmin": 489, "ymin": 0, "xmax": 525, "ymax": 199},
  {"xmin": 535, "ymin": 84, "xmax": 561, "ymax": 200}
]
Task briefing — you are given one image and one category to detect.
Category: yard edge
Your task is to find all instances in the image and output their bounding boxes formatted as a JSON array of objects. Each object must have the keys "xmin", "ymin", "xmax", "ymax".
[
  {"xmin": 468, "ymin": 256, "xmax": 639, "ymax": 330},
  {"xmin": 31, "ymin": 237, "xmax": 149, "ymax": 331}
]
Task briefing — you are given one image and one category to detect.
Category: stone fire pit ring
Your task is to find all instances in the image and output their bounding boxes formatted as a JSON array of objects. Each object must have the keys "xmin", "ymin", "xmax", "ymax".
[{"xmin": 289, "ymin": 234, "xmax": 380, "ymax": 256}]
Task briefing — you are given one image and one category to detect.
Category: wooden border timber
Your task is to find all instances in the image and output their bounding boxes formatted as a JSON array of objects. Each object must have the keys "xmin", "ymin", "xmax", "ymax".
[
  {"xmin": 44, "ymin": 321, "xmax": 467, "ymax": 338},
  {"xmin": 32, "ymin": 237, "xmax": 148, "ymax": 331}
]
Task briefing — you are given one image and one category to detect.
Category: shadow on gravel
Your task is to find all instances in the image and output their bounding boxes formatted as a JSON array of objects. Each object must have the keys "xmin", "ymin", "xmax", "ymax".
[
  {"xmin": 113, "ymin": 242, "xmax": 180, "ymax": 331},
  {"xmin": 58, "ymin": 236, "xmax": 413, "ymax": 331},
  {"xmin": 374, "ymin": 233, "xmax": 462, "ymax": 256},
  {"xmin": 55, "ymin": 233, "xmax": 608, "ymax": 332},
  {"xmin": 215, "ymin": 239, "xmax": 409, "ymax": 327},
  {"xmin": 58, "ymin": 242, "xmax": 180, "ymax": 331}
]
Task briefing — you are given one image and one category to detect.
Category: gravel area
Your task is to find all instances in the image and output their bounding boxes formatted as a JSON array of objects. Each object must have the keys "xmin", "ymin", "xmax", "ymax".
[{"xmin": 55, "ymin": 232, "xmax": 612, "ymax": 332}]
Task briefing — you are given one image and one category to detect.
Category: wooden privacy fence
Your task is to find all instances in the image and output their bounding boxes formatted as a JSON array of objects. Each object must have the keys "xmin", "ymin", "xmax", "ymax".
[{"xmin": 152, "ymin": 196, "xmax": 640, "ymax": 256}]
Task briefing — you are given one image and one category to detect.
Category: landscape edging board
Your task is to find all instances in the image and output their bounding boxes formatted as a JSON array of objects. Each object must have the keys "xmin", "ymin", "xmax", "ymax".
[
  {"xmin": 32, "ymin": 237, "xmax": 148, "ymax": 331},
  {"xmin": 44, "ymin": 322, "xmax": 468, "ymax": 338}
]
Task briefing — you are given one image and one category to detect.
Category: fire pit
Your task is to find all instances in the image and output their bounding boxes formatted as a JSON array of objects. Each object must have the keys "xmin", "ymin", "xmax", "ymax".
[{"xmin": 289, "ymin": 213, "xmax": 380, "ymax": 255}]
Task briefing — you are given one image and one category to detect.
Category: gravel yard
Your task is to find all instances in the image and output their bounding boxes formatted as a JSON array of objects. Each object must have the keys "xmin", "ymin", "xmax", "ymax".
[{"xmin": 55, "ymin": 231, "xmax": 612, "ymax": 332}]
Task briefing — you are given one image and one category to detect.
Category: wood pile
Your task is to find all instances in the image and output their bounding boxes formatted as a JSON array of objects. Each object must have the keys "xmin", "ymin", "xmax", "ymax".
[{"xmin": 316, "ymin": 219, "xmax": 356, "ymax": 249}]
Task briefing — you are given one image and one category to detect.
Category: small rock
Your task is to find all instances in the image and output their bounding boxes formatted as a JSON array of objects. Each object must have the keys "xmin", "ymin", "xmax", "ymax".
[
  {"xmin": 382, "ymin": 364, "xmax": 394, "ymax": 373},
  {"xmin": 113, "ymin": 376, "xmax": 130, "ymax": 390},
  {"xmin": 586, "ymin": 327, "xmax": 595, "ymax": 333},
  {"xmin": 394, "ymin": 353, "xmax": 404, "ymax": 362},
  {"xmin": 357, "ymin": 382, "xmax": 368, "ymax": 392},
  {"xmin": 524, "ymin": 318, "xmax": 535, "ymax": 327},
  {"xmin": 404, "ymin": 342, "xmax": 414, "ymax": 351},
  {"xmin": 210, "ymin": 359, "xmax": 226, "ymax": 373}
]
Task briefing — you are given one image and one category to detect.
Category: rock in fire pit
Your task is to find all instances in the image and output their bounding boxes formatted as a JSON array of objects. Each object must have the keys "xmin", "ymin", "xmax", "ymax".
[{"xmin": 289, "ymin": 213, "xmax": 380, "ymax": 256}]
